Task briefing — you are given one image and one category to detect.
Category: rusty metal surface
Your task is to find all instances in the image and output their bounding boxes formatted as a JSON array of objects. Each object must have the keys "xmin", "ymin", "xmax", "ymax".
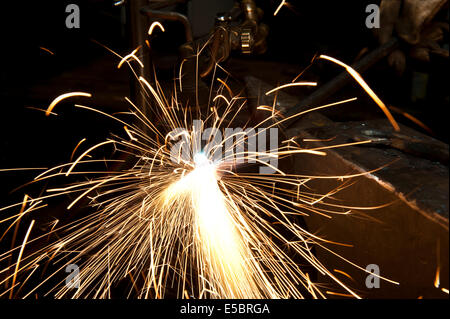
[
  {"xmin": 285, "ymin": 114, "xmax": 448, "ymax": 298},
  {"xmin": 244, "ymin": 75, "xmax": 449, "ymax": 298},
  {"xmin": 245, "ymin": 75, "xmax": 449, "ymax": 225},
  {"xmin": 291, "ymin": 117, "xmax": 449, "ymax": 223}
]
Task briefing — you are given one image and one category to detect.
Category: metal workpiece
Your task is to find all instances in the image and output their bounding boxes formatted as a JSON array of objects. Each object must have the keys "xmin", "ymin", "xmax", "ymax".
[
  {"xmin": 285, "ymin": 115, "xmax": 448, "ymax": 298},
  {"xmin": 244, "ymin": 74, "xmax": 448, "ymax": 297},
  {"xmin": 246, "ymin": 74, "xmax": 448, "ymax": 222},
  {"xmin": 245, "ymin": 75, "xmax": 449, "ymax": 225},
  {"xmin": 287, "ymin": 116, "xmax": 449, "ymax": 224}
]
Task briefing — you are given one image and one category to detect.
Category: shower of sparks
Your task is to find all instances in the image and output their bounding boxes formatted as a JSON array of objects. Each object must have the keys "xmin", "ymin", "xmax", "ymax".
[{"xmin": 0, "ymin": 31, "xmax": 405, "ymax": 299}]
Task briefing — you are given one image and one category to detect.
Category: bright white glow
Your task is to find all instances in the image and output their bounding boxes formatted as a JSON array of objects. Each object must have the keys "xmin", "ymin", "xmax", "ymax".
[
  {"xmin": 163, "ymin": 154, "xmax": 274, "ymax": 298},
  {"xmin": 193, "ymin": 152, "xmax": 210, "ymax": 167}
]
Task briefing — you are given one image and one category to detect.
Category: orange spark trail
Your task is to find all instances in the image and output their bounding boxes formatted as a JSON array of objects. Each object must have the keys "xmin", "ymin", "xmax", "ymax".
[
  {"xmin": 319, "ymin": 55, "xmax": 400, "ymax": 131},
  {"xmin": 274, "ymin": 1, "xmax": 286, "ymax": 16},
  {"xmin": 46, "ymin": 92, "xmax": 92, "ymax": 116},
  {"xmin": 265, "ymin": 82, "xmax": 317, "ymax": 96},
  {"xmin": 9, "ymin": 220, "xmax": 34, "ymax": 299}
]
